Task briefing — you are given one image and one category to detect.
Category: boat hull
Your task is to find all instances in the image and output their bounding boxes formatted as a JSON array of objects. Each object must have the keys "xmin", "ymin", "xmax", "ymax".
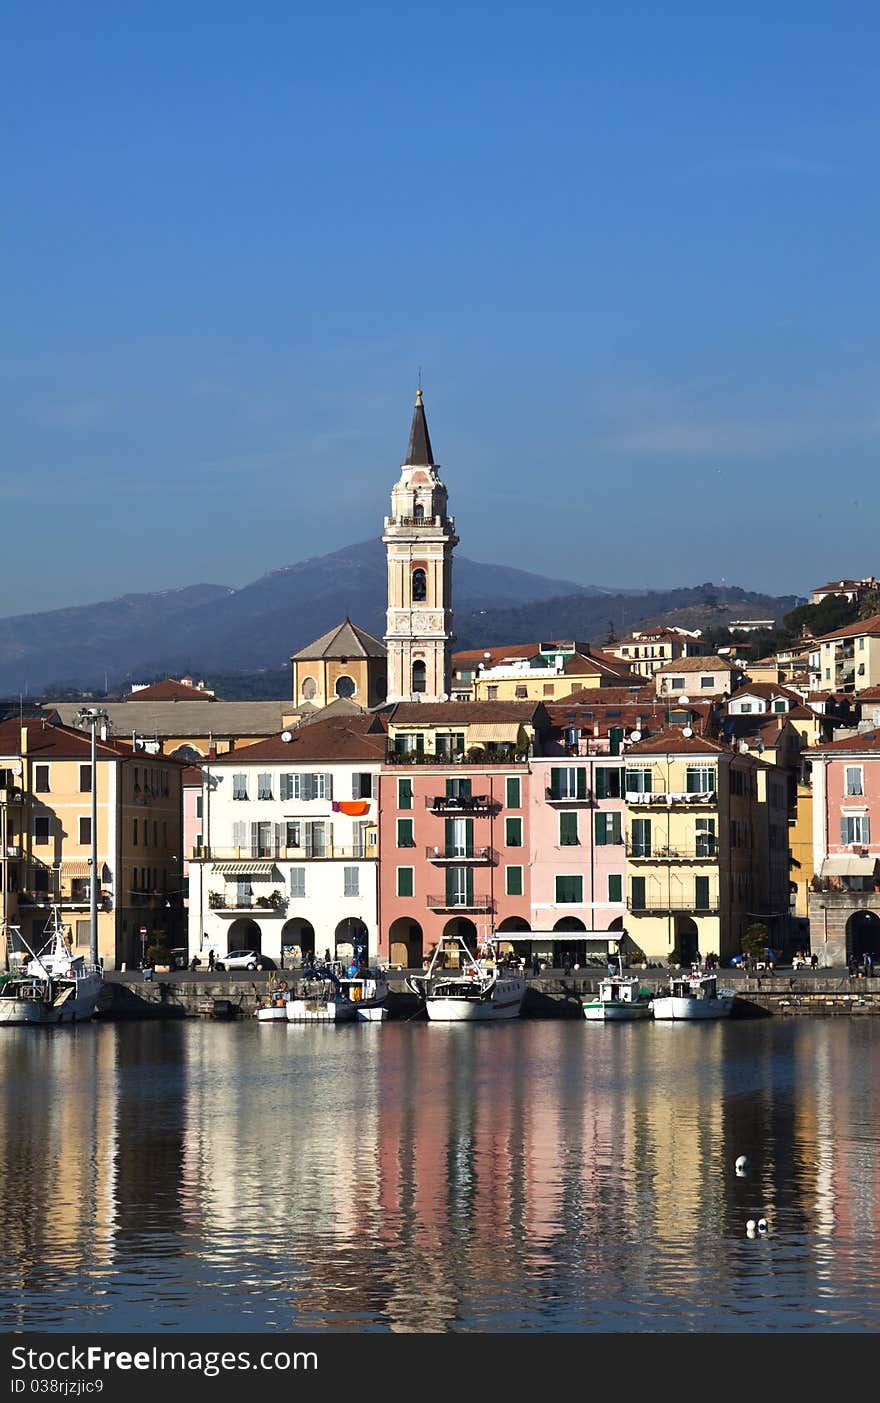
[
  {"xmin": 583, "ymin": 1000, "xmax": 652, "ymax": 1021},
  {"xmin": 425, "ymin": 993, "xmax": 523, "ymax": 1022},
  {"xmin": 256, "ymin": 1005, "xmax": 289, "ymax": 1022},
  {"xmin": 285, "ymin": 998, "xmax": 360, "ymax": 1023},
  {"xmin": 651, "ymin": 995, "xmax": 734, "ymax": 1021},
  {"xmin": 0, "ymin": 977, "xmax": 102, "ymax": 1026}
]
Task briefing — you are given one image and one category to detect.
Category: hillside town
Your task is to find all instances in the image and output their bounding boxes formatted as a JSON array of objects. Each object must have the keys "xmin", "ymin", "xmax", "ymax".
[{"xmin": 3, "ymin": 392, "xmax": 880, "ymax": 975}]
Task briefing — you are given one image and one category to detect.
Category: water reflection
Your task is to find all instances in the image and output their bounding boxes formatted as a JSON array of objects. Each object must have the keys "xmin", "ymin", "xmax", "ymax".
[{"xmin": 1, "ymin": 1018, "xmax": 880, "ymax": 1331}]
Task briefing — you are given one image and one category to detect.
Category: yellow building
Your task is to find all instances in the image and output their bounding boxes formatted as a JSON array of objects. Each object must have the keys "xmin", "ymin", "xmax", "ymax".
[
  {"xmin": 291, "ymin": 618, "xmax": 388, "ymax": 711},
  {"xmin": 611, "ymin": 627, "xmax": 708, "ymax": 679},
  {"xmin": 454, "ymin": 641, "xmax": 639, "ymax": 702},
  {"xmin": 654, "ymin": 655, "xmax": 740, "ymax": 699},
  {"xmin": 0, "ymin": 717, "xmax": 183, "ymax": 969},
  {"xmin": 788, "ymin": 775, "xmax": 813, "ymax": 933},
  {"xmin": 623, "ymin": 730, "xmax": 788, "ymax": 964},
  {"xmin": 810, "ymin": 613, "xmax": 880, "ymax": 694}
]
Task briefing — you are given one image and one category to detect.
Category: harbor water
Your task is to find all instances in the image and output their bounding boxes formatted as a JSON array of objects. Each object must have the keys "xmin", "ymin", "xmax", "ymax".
[{"xmin": 2, "ymin": 1018, "xmax": 880, "ymax": 1332}]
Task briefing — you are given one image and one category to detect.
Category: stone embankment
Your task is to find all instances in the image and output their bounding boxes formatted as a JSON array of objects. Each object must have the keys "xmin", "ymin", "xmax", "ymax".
[{"xmin": 94, "ymin": 968, "xmax": 880, "ymax": 1020}]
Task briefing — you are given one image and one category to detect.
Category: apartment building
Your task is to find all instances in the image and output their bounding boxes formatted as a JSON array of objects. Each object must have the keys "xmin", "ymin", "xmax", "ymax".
[
  {"xmin": 809, "ymin": 614, "xmax": 880, "ymax": 695},
  {"xmin": 808, "ymin": 729, "xmax": 880, "ymax": 965}
]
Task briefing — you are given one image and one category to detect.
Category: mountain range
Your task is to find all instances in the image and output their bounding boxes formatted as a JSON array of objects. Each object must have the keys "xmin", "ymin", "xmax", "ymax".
[{"xmin": 0, "ymin": 539, "xmax": 798, "ymax": 696}]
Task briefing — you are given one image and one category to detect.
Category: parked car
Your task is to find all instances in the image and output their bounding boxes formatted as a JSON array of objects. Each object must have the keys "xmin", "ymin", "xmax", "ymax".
[{"xmin": 215, "ymin": 949, "xmax": 270, "ymax": 972}]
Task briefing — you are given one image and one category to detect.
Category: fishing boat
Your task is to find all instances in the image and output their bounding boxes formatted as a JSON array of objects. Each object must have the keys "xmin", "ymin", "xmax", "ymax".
[
  {"xmin": 0, "ymin": 910, "xmax": 103, "ymax": 1026},
  {"xmin": 338, "ymin": 967, "xmax": 390, "ymax": 1021},
  {"xmin": 582, "ymin": 961, "xmax": 652, "ymax": 1021},
  {"xmin": 407, "ymin": 935, "xmax": 525, "ymax": 1022},
  {"xmin": 651, "ymin": 967, "xmax": 736, "ymax": 1021},
  {"xmin": 285, "ymin": 968, "xmax": 360, "ymax": 1023},
  {"xmin": 256, "ymin": 980, "xmax": 292, "ymax": 1022}
]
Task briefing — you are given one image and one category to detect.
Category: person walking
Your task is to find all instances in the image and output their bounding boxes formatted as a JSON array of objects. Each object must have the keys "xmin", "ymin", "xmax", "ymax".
[{"xmin": 207, "ymin": 948, "xmax": 215, "ymax": 972}]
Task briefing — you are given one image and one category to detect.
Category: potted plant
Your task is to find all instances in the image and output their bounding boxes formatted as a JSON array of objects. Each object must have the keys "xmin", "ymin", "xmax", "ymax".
[{"xmin": 147, "ymin": 944, "xmax": 173, "ymax": 972}]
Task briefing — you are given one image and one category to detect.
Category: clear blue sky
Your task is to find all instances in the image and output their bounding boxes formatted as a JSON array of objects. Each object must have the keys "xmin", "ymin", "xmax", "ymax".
[{"xmin": 4, "ymin": 0, "xmax": 879, "ymax": 614}]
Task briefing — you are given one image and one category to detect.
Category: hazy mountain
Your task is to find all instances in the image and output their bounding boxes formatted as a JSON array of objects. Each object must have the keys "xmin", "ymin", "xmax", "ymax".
[{"xmin": 0, "ymin": 540, "xmax": 593, "ymax": 694}]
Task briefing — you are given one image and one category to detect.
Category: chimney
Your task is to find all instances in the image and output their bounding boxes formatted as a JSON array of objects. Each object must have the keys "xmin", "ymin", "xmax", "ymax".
[{"xmin": 208, "ymin": 744, "xmax": 217, "ymax": 759}]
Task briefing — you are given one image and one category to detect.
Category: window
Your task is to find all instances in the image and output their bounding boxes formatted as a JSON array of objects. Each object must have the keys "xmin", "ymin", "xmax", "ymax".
[
  {"xmin": 669, "ymin": 677, "xmax": 686, "ymax": 691},
  {"xmin": 343, "ymin": 867, "xmax": 359, "ymax": 898},
  {"xmin": 290, "ymin": 868, "xmax": 305, "ymax": 898},
  {"xmin": 594, "ymin": 768, "xmax": 622, "ymax": 799},
  {"xmin": 695, "ymin": 876, "xmax": 711, "ymax": 910},
  {"xmin": 352, "ymin": 772, "xmax": 375, "ymax": 799},
  {"xmin": 445, "ymin": 866, "xmax": 473, "ymax": 906},
  {"xmin": 285, "ymin": 821, "xmax": 301, "ymax": 849},
  {"xmin": 559, "ymin": 812, "xmax": 579, "ymax": 846},
  {"xmin": 506, "ymin": 866, "xmax": 523, "ymax": 896},
  {"xmin": 304, "ymin": 821, "xmax": 328, "ymax": 857},
  {"xmin": 132, "ymin": 819, "xmax": 138, "ymax": 846},
  {"xmin": 595, "ymin": 812, "xmax": 622, "ymax": 845},
  {"xmin": 397, "ymin": 867, "xmax": 414, "ymax": 897},
  {"xmin": 79, "ymin": 817, "xmax": 91, "ymax": 845},
  {"xmin": 232, "ymin": 821, "xmax": 247, "ymax": 850},
  {"xmin": 34, "ymin": 765, "xmax": 49, "ymax": 793},
  {"xmin": 505, "ymin": 816, "xmax": 522, "ymax": 847},
  {"xmin": 695, "ymin": 818, "xmax": 716, "ymax": 857},
  {"xmin": 398, "ymin": 777, "xmax": 413, "ymax": 810},
  {"xmin": 487, "ymin": 685, "xmax": 498, "ymax": 700},
  {"xmin": 773, "ymin": 700, "xmax": 787, "ymax": 713},
  {"xmin": 446, "ymin": 777, "xmax": 472, "ymax": 799},
  {"xmin": 443, "ymin": 816, "xmax": 472, "ymax": 857},
  {"xmin": 625, "ymin": 768, "xmax": 652, "ymax": 794},
  {"xmin": 412, "ymin": 661, "xmax": 427, "ymax": 694},
  {"xmin": 549, "ymin": 766, "xmax": 587, "ymax": 800},
  {"xmin": 397, "ymin": 818, "xmax": 415, "ymax": 847},
  {"xmin": 631, "ymin": 876, "xmax": 646, "ymax": 910},
  {"xmin": 686, "ymin": 766, "xmax": 716, "ymax": 794},
  {"xmin": 412, "ymin": 568, "xmax": 427, "ymax": 602},
  {"xmin": 506, "ymin": 776, "xmax": 521, "ymax": 809},
  {"xmin": 514, "ymin": 685, "xmax": 528, "ymax": 698},
  {"xmin": 34, "ymin": 817, "xmax": 50, "ymax": 845},
  {"xmin": 555, "ymin": 875, "xmax": 583, "ymax": 904},
  {"xmin": 34, "ymin": 868, "xmax": 49, "ymax": 894},
  {"xmin": 232, "ymin": 774, "xmax": 248, "ymax": 800},
  {"xmin": 258, "ymin": 773, "xmax": 273, "ymax": 800},
  {"xmin": 335, "ymin": 675, "xmax": 356, "ymax": 698},
  {"xmin": 740, "ymin": 703, "xmax": 753, "ymax": 714},
  {"xmin": 845, "ymin": 767, "xmax": 864, "ymax": 797},
  {"xmin": 301, "ymin": 677, "xmax": 317, "ymax": 700},
  {"xmin": 79, "ymin": 764, "xmax": 92, "ymax": 793},
  {"xmin": 543, "ymin": 684, "xmax": 555, "ymax": 696},
  {"xmin": 280, "ymin": 774, "xmax": 294, "ymax": 801},
  {"xmin": 630, "ymin": 818, "xmax": 651, "ymax": 857},
  {"xmin": 608, "ymin": 873, "xmax": 623, "ymax": 903},
  {"xmin": 196, "ymin": 796, "xmax": 203, "ymax": 818},
  {"xmin": 700, "ymin": 676, "xmax": 714, "ymax": 690},
  {"xmin": 841, "ymin": 815, "xmax": 870, "ymax": 845}
]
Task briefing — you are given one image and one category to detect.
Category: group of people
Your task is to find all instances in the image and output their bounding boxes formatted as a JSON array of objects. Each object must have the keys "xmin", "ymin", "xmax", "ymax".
[
  {"xmin": 848, "ymin": 952, "xmax": 874, "ymax": 977},
  {"xmin": 187, "ymin": 950, "xmax": 216, "ymax": 972}
]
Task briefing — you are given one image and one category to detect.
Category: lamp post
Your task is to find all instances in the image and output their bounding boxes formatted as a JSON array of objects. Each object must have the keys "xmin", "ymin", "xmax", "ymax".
[{"xmin": 75, "ymin": 707, "xmax": 109, "ymax": 967}]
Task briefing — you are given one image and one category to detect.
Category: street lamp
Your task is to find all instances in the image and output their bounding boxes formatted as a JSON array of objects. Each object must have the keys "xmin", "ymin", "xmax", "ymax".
[{"xmin": 75, "ymin": 707, "xmax": 109, "ymax": 967}]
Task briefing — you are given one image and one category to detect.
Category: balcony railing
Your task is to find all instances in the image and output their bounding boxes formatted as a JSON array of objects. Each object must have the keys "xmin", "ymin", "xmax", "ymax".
[
  {"xmin": 626, "ymin": 843, "xmax": 718, "ymax": 860},
  {"xmin": 194, "ymin": 844, "xmax": 372, "ymax": 862},
  {"xmin": 426, "ymin": 845, "xmax": 496, "ymax": 864},
  {"xmin": 426, "ymin": 894, "xmax": 495, "ymax": 913},
  {"xmin": 631, "ymin": 902, "xmax": 720, "ymax": 916},
  {"xmin": 426, "ymin": 794, "xmax": 496, "ymax": 814},
  {"xmin": 208, "ymin": 893, "xmax": 287, "ymax": 913},
  {"xmin": 626, "ymin": 791, "xmax": 716, "ymax": 807},
  {"xmin": 386, "ymin": 514, "xmax": 444, "ymax": 528},
  {"xmin": 545, "ymin": 787, "xmax": 593, "ymax": 803},
  {"xmin": 4, "ymin": 845, "xmax": 21, "ymax": 858},
  {"xmin": 388, "ymin": 751, "xmax": 528, "ymax": 766}
]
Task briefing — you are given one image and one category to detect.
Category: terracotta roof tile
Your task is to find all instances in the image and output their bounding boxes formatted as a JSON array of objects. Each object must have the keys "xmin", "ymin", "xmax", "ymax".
[
  {"xmin": 124, "ymin": 678, "xmax": 219, "ymax": 702},
  {"xmin": 208, "ymin": 713, "xmax": 389, "ymax": 763}
]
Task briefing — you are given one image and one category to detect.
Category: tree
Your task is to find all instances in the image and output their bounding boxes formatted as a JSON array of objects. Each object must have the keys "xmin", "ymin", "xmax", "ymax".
[
  {"xmin": 605, "ymin": 620, "xmax": 618, "ymax": 645},
  {"xmin": 741, "ymin": 922, "xmax": 768, "ymax": 959}
]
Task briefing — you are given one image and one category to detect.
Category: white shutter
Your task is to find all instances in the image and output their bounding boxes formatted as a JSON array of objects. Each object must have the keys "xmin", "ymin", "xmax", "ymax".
[
  {"xmin": 352, "ymin": 773, "xmax": 360, "ymax": 800},
  {"xmin": 371, "ymin": 774, "xmax": 378, "ymax": 799}
]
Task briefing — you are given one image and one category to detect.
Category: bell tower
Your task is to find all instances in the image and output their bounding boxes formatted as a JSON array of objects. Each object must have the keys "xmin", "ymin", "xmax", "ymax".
[{"xmin": 382, "ymin": 388, "xmax": 458, "ymax": 702}]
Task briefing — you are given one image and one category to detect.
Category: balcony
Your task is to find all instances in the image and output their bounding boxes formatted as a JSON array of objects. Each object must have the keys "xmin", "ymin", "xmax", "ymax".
[
  {"xmin": 208, "ymin": 891, "xmax": 287, "ymax": 914},
  {"xmin": 386, "ymin": 514, "xmax": 443, "ymax": 528},
  {"xmin": 426, "ymin": 845, "xmax": 496, "ymax": 864},
  {"xmin": 426, "ymin": 794, "xmax": 496, "ymax": 814},
  {"xmin": 626, "ymin": 843, "xmax": 718, "ymax": 860},
  {"xmin": 631, "ymin": 902, "xmax": 720, "ymax": 916},
  {"xmin": 426, "ymin": 894, "xmax": 495, "ymax": 913},
  {"xmin": 4, "ymin": 845, "xmax": 21, "ymax": 858},
  {"xmin": 545, "ymin": 787, "xmax": 593, "ymax": 804},
  {"xmin": 626, "ymin": 791, "xmax": 716, "ymax": 807},
  {"xmin": 194, "ymin": 844, "xmax": 373, "ymax": 862},
  {"xmin": 390, "ymin": 751, "xmax": 527, "ymax": 767}
]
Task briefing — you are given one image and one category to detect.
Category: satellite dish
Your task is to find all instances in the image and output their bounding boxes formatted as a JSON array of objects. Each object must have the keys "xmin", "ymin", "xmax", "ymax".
[
  {"xmin": 682, "ymin": 726, "xmax": 694, "ymax": 738},
  {"xmin": 281, "ymin": 730, "xmax": 293, "ymax": 743},
  {"xmin": 739, "ymin": 740, "xmax": 750, "ymax": 753},
  {"xmin": 9, "ymin": 760, "xmax": 22, "ymax": 775},
  {"xmin": 678, "ymin": 694, "xmax": 690, "ymax": 705},
  {"xmin": 630, "ymin": 730, "xmax": 642, "ymax": 742}
]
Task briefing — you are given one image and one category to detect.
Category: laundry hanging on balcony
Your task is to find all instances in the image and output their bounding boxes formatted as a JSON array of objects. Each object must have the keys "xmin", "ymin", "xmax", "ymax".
[{"xmin": 332, "ymin": 801, "xmax": 370, "ymax": 816}]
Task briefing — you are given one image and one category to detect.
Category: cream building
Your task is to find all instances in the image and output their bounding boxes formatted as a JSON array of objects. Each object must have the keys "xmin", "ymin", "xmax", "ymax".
[
  {"xmin": 382, "ymin": 389, "xmax": 458, "ymax": 702},
  {"xmin": 290, "ymin": 618, "xmax": 387, "ymax": 710}
]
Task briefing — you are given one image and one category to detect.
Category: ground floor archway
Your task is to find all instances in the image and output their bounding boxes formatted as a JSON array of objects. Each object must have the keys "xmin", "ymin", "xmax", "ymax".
[
  {"xmin": 847, "ymin": 910, "xmax": 880, "ymax": 962},
  {"xmin": 674, "ymin": 916, "xmax": 699, "ymax": 966},
  {"xmin": 553, "ymin": 916, "xmax": 586, "ymax": 933},
  {"xmin": 226, "ymin": 918, "xmax": 261, "ymax": 953},
  {"xmin": 336, "ymin": 917, "xmax": 368, "ymax": 967},
  {"xmin": 389, "ymin": 917, "xmax": 422, "ymax": 969},
  {"xmin": 281, "ymin": 917, "xmax": 314, "ymax": 965}
]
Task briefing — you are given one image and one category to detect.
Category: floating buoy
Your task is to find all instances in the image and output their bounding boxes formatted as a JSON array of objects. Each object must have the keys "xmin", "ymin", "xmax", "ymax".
[
  {"xmin": 757, "ymin": 1218, "xmax": 768, "ymax": 1234},
  {"xmin": 735, "ymin": 1155, "xmax": 750, "ymax": 1175},
  {"xmin": 746, "ymin": 1219, "xmax": 757, "ymax": 1235}
]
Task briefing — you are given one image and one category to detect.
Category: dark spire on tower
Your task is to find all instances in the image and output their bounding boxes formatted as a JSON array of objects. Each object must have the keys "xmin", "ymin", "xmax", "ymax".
[{"xmin": 404, "ymin": 386, "xmax": 435, "ymax": 466}]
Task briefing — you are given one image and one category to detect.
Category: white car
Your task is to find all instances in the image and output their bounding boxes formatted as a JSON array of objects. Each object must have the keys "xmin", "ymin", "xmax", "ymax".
[{"xmin": 216, "ymin": 949, "xmax": 265, "ymax": 972}]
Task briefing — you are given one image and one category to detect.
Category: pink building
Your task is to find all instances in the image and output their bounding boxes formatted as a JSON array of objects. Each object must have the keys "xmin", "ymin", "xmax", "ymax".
[
  {"xmin": 809, "ymin": 729, "xmax": 880, "ymax": 964},
  {"xmin": 182, "ymin": 765, "xmax": 203, "ymax": 909}
]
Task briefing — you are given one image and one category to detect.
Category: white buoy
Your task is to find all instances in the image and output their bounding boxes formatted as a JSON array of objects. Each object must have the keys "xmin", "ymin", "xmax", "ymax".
[
  {"xmin": 735, "ymin": 1155, "xmax": 750, "ymax": 1174},
  {"xmin": 757, "ymin": 1218, "xmax": 768, "ymax": 1233},
  {"xmin": 746, "ymin": 1219, "xmax": 757, "ymax": 1234}
]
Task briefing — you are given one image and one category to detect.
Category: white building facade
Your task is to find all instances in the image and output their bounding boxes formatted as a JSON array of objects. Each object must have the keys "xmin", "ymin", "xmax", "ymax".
[{"xmin": 187, "ymin": 717, "xmax": 385, "ymax": 966}]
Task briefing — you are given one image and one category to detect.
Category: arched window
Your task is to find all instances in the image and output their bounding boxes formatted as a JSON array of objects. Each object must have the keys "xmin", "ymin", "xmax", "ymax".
[
  {"xmin": 412, "ymin": 568, "xmax": 427, "ymax": 602},
  {"xmin": 413, "ymin": 502, "xmax": 425, "ymax": 521},
  {"xmin": 412, "ymin": 661, "xmax": 427, "ymax": 694},
  {"xmin": 335, "ymin": 675, "xmax": 356, "ymax": 698},
  {"xmin": 301, "ymin": 676, "xmax": 317, "ymax": 700}
]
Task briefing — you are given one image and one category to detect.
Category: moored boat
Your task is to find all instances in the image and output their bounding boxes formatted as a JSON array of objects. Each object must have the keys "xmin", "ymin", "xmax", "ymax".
[
  {"xmin": 651, "ymin": 967, "xmax": 735, "ymax": 1021},
  {"xmin": 0, "ymin": 911, "xmax": 103, "ymax": 1026},
  {"xmin": 285, "ymin": 969, "xmax": 360, "ymax": 1023},
  {"xmin": 583, "ymin": 966, "xmax": 652, "ymax": 1021},
  {"xmin": 407, "ymin": 935, "xmax": 524, "ymax": 1022},
  {"xmin": 338, "ymin": 968, "xmax": 389, "ymax": 1021}
]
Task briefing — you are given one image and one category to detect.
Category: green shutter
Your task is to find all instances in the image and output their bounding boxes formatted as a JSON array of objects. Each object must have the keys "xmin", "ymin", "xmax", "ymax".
[
  {"xmin": 466, "ymin": 867, "xmax": 474, "ymax": 905},
  {"xmin": 505, "ymin": 817, "xmax": 522, "ymax": 847},
  {"xmin": 560, "ymin": 812, "xmax": 578, "ymax": 845},
  {"xmin": 610, "ymin": 813, "xmax": 621, "ymax": 844},
  {"xmin": 398, "ymin": 867, "xmax": 413, "ymax": 897},
  {"xmin": 506, "ymin": 866, "xmax": 523, "ymax": 896},
  {"xmin": 506, "ymin": 776, "xmax": 520, "ymax": 808},
  {"xmin": 608, "ymin": 874, "xmax": 622, "ymax": 903},
  {"xmin": 595, "ymin": 812, "xmax": 607, "ymax": 845},
  {"xmin": 549, "ymin": 767, "xmax": 561, "ymax": 800},
  {"xmin": 576, "ymin": 767, "xmax": 587, "ymax": 800},
  {"xmin": 695, "ymin": 876, "xmax": 710, "ymax": 910},
  {"xmin": 631, "ymin": 876, "xmax": 646, "ymax": 910},
  {"xmin": 445, "ymin": 866, "xmax": 457, "ymax": 904},
  {"xmin": 595, "ymin": 768, "xmax": 607, "ymax": 800},
  {"xmin": 398, "ymin": 778, "xmax": 412, "ymax": 810},
  {"xmin": 609, "ymin": 726, "xmax": 624, "ymax": 756},
  {"xmin": 464, "ymin": 818, "xmax": 474, "ymax": 856},
  {"xmin": 445, "ymin": 817, "xmax": 454, "ymax": 853}
]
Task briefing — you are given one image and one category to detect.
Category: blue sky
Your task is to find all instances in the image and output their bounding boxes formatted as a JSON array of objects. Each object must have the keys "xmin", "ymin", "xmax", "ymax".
[{"xmin": 4, "ymin": 1, "xmax": 879, "ymax": 614}]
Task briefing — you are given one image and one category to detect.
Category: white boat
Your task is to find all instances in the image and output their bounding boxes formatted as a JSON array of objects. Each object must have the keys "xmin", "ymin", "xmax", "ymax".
[
  {"xmin": 651, "ymin": 967, "xmax": 736, "ymax": 1021},
  {"xmin": 583, "ymin": 964, "xmax": 652, "ymax": 1021},
  {"xmin": 338, "ymin": 968, "xmax": 390, "ymax": 1021},
  {"xmin": 256, "ymin": 981, "xmax": 292, "ymax": 1022},
  {"xmin": 285, "ymin": 971, "xmax": 360, "ymax": 1023},
  {"xmin": 407, "ymin": 935, "xmax": 525, "ymax": 1022},
  {"xmin": 0, "ymin": 911, "xmax": 103, "ymax": 1026}
]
